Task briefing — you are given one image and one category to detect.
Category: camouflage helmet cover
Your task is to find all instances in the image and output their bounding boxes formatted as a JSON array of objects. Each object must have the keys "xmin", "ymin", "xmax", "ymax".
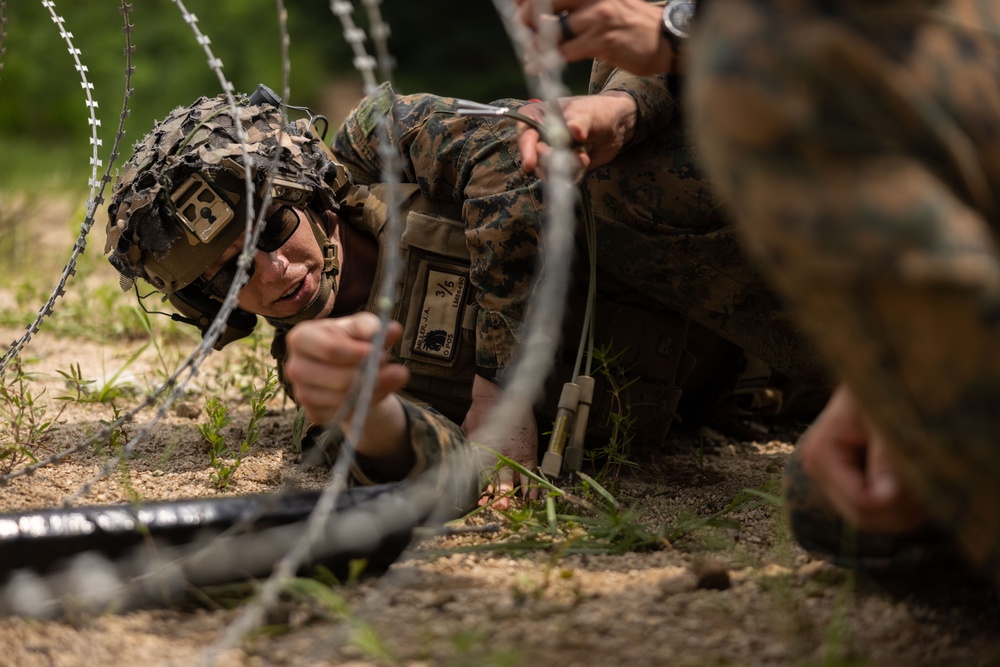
[{"xmin": 106, "ymin": 93, "xmax": 348, "ymax": 294}]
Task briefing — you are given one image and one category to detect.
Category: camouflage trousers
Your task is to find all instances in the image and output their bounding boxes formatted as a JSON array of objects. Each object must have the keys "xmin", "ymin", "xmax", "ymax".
[
  {"xmin": 688, "ymin": 0, "xmax": 1000, "ymax": 584},
  {"xmin": 584, "ymin": 110, "xmax": 827, "ymax": 385}
]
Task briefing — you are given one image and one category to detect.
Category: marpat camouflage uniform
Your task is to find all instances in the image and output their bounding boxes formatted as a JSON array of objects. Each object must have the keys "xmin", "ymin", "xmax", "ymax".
[
  {"xmin": 328, "ymin": 85, "xmax": 687, "ymax": 447},
  {"xmin": 103, "ymin": 92, "xmax": 470, "ymax": 492},
  {"xmin": 689, "ymin": 0, "xmax": 1000, "ymax": 583},
  {"xmin": 584, "ymin": 61, "xmax": 827, "ymax": 383},
  {"xmin": 339, "ymin": 76, "xmax": 827, "ymax": 382},
  {"xmin": 328, "ymin": 78, "xmax": 828, "ymax": 453},
  {"xmin": 354, "ymin": 399, "xmax": 473, "ymax": 504},
  {"xmin": 334, "ymin": 83, "xmax": 544, "ymax": 373}
]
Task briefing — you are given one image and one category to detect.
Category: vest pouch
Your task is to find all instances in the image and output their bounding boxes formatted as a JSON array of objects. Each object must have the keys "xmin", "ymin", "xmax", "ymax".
[
  {"xmin": 356, "ymin": 184, "xmax": 477, "ymax": 424},
  {"xmin": 391, "ymin": 209, "xmax": 479, "ymax": 412}
]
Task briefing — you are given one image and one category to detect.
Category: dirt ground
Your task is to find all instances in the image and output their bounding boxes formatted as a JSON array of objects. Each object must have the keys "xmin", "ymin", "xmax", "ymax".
[
  {"xmin": 0, "ymin": 321, "xmax": 997, "ymax": 667},
  {"xmin": 0, "ymin": 197, "xmax": 994, "ymax": 666}
]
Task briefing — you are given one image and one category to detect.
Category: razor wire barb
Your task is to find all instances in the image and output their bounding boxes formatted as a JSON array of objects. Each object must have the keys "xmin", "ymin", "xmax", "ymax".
[
  {"xmin": 359, "ymin": 0, "xmax": 393, "ymax": 82},
  {"xmin": 0, "ymin": 0, "xmax": 134, "ymax": 379},
  {"xmin": 200, "ymin": 2, "xmax": 407, "ymax": 659},
  {"xmin": 471, "ymin": 0, "xmax": 578, "ymax": 445},
  {"xmin": 0, "ymin": 1, "xmax": 7, "ymax": 82},
  {"xmin": 329, "ymin": 0, "xmax": 381, "ymax": 93},
  {"xmin": 0, "ymin": 0, "xmax": 272, "ymax": 494},
  {"xmin": 275, "ymin": 0, "xmax": 291, "ymax": 110},
  {"xmin": 61, "ymin": 0, "xmax": 293, "ymax": 504},
  {"xmin": 0, "ymin": 1, "xmax": 145, "ymax": 485},
  {"xmin": 0, "ymin": 0, "xmax": 583, "ymax": 657}
]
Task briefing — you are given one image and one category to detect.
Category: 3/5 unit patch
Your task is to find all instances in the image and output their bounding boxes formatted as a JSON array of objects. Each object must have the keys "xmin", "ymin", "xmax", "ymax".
[{"xmin": 412, "ymin": 267, "xmax": 467, "ymax": 361}]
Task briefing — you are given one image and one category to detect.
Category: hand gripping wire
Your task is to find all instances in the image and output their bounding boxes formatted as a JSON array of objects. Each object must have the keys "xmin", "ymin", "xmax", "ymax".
[
  {"xmin": 456, "ymin": 99, "xmax": 579, "ymax": 151},
  {"xmin": 456, "ymin": 99, "xmax": 598, "ymax": 478}
]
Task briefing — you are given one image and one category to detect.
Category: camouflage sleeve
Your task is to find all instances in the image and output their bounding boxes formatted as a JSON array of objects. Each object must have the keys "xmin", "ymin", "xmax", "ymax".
[
  {"xmin": 689, "ymin": 0, "xmax": 1000, "ymax": 582},
  {"xmin": 586, "ymin": 0, "xmax": 679, "ymax": 147},
  {"xmin": 590, "ymin": 58, "xmax": 678, "ymax": 148},
  {"xmin": 270, "ymin": 328, "xmax": 476, "ymax": 498},
  {"xmin": 350, "ymin": 396, "xmax": 473, "ymax": 487},
  {"xmin": 333, "ymin": 83, "xmax": 544, "ymax": 371}
]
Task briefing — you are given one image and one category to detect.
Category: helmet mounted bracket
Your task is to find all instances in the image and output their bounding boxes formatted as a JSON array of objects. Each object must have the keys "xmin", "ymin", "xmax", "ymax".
[{"xmin": 171, "ymin": 173, "xmax": 237, "ymax": 244}]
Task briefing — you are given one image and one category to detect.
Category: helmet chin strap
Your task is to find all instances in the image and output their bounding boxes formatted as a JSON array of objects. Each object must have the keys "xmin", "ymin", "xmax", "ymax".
[{"xmin": 264, "ymin": 208, "xmax": 340, "ymax": 331}]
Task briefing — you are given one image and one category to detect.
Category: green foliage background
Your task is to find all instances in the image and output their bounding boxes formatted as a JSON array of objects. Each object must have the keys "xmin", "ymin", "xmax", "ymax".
[{"xmin": 0, "ymin": 0, "xmax": 590, "ymax": 187}]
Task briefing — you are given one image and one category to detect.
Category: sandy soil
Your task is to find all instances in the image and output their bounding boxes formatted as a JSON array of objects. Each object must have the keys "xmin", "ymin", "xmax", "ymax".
[
  {"xmin": 0, "ymin": 197, "xmax": 994, "ymax": 666},
  {"xmin": 0, "ymin": 322, "xmax": 997, "ymax": 667}
]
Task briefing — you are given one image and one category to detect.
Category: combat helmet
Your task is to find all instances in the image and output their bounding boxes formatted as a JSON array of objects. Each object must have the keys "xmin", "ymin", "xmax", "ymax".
[{"xmin": 105, "ymin": 85, "xmax": 351, "ymax": 348}]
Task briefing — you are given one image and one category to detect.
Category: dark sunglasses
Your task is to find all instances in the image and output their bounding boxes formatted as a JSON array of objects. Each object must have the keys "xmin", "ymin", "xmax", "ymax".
[{"xmin": 202, "ymin": 205, "xmax": 301, "ymax": 299}]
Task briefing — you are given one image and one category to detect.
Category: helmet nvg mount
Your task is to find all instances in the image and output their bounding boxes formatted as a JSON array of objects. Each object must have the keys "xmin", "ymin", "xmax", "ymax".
[{"xmin": 106, "ymin": 85, "xmax": 349, "ymax": 348}]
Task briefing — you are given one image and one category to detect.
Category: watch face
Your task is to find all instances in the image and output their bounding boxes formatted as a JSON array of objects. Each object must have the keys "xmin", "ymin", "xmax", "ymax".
[{"xmin": 664, "ymin": 0, "xmax": 696, "ymax": 39}]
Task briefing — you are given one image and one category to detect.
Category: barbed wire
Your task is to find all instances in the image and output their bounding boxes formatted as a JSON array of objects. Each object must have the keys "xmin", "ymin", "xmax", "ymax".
[
  {"xmin": 61, "ymin": 0, "xmax": 292, "ymax": 505},
  {"xmin": 199, "ymin": 3, "xmax": 410, "ymax": 659},
  {"xmin": 275, "ymin": 0, "xmax": 291, "ymax": 107},
  {"xmin": 0, "ymin": 1, "xmax": 7, "ymax": 82},
  {"xmin": 469, "ymin": 0, "xmax": 577, "ymax": 448},
  {"xmin": 0, "ymin": 0, "xmax": 134, "ymax": 378},
  {"xmin": 0, "ymin": 0, "xmax": 274, "ymax": 498},
  {"xmin": 360, "ymin": 0, "xmax": 393, "ymax": 82},
  {"xmin": 329, "ymin": 1, "xmax": 379, "ymax": 94},
  {"xmin": 0, "ymin": 2, "xmax": 583, "ymax": 663},
  {"xmin": 0, "ymin": 1, "xmax": 151, "ymax": 485}
]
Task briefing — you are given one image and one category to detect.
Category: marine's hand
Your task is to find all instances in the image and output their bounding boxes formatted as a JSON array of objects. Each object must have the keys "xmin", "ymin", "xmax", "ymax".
[
  {"xmin": 283, "ymin": 312, "xmax": 410, "ymax": 426},
  {"xmin": 516, "ymin": 0, "xmax": 674, "ymax": 76},
  {"xmin": 799, "ymin": 385, "xmax": 928, "ymax": 533},
  {"xmin": 462, "ymin": 374, "xmax": 539, "ymax": 510},
  {"xmin": 517, "ymin": 92, "xmax": 638, "ymax": 175}
]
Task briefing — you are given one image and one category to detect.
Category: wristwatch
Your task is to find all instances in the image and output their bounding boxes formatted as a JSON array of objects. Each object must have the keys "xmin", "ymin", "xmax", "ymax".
[{"xmin": 661, "ymin": 0, "xmax": 696, "ymax": 48}]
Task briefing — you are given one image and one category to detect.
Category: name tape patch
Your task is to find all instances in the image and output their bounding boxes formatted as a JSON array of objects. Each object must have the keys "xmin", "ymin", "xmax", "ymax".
[{"xmin": 412, "ymin": 268, "xmax": 467, "ymax": 361}]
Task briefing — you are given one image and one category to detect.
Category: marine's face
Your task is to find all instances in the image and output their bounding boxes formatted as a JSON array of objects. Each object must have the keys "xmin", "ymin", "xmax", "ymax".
[{"xmin": 201, "ymin": 206, "xmax": 337, "ymax": 320}]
